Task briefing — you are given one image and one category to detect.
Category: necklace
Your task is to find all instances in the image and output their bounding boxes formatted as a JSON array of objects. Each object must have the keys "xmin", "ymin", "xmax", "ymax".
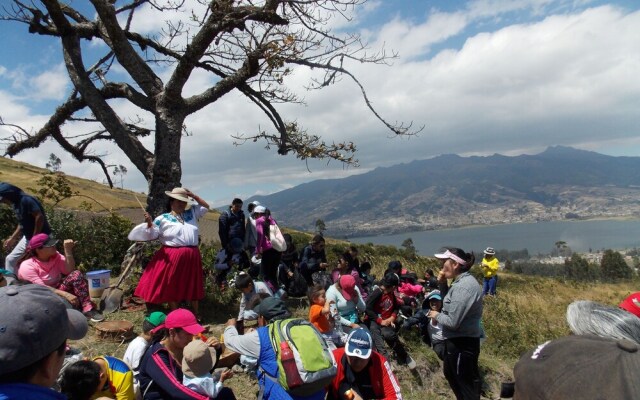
[{"xmin": 171, "ymin": 211, "xmax": 184, "ymax": 224}]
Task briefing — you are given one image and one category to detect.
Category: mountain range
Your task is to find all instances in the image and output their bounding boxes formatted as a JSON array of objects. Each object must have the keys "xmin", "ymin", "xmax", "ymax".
[{"xmin": 247, "ymin": 146, "xmax": 640, "ymax": 237}]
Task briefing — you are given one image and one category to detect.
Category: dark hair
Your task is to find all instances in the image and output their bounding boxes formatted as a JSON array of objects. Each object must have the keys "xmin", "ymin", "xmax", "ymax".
[
  {"xmin": 426, "ymin": 269, "xmax": 434, "ymax": 276},
  {"xmin": 446, "ymin": 247, "xmax": 476, "ymax": 271},
  {"xmin": 232, "ymin": 198, "xmax": 243, "ymax": 206},
  {"xmin": 235, "ymin": 272, "xmax": 253, "ymax": 290},
  {"xmin": 142, "ymin": 319, "xmax": 155, "ymax": 334},
  {"xmin": 261, "ymin": 209, "xmax": 272, "ymax": 238},
  {"xmin": 360, "ymin": 261, "xmax": 372, "ymax": 272},
  {"xmin": 60, "ymin": 360, "xmax": 101, "ymax": 400},
  {"xmin": 151, "ymin": 328, "xmax": 168, "ymax": 344},
  {"xmin": 388, "ymin": 260, "xmax": 402, "ymax": 271},
  {"xmin": 247, "ymin": 203, "xmax": 257, "ymax": 212},
  {"xmin": 310, "ymin": 234, "xmax": 325, "ymax": 246},
  {"xmin": 349, "ymin": 246, "xmax": 358, "ymax": 253},
  {"xmin": 0, "ymin": 340, "xmax": 67, "ymax": 384},
  {"xmin": 307, "ymin": 284, "xmax": 325, "ymax": 303}
]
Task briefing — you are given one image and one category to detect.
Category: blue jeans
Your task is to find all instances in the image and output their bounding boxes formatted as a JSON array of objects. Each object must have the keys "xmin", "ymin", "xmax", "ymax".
[{"xmin": 483, "ymin": 276, "xmax": 497, "ymax": 295}]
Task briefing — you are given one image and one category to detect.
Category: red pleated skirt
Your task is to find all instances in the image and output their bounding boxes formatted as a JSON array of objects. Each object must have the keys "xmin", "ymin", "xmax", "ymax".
[{"xmin": 134, "ymin": 246, "xmax": 204, "ymax": 304}]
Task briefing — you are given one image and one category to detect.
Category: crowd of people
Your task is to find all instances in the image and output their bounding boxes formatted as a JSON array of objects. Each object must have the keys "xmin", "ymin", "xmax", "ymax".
[{"xmin": 3, "ymin": 182, "xmax": 639, "ymax": 400}]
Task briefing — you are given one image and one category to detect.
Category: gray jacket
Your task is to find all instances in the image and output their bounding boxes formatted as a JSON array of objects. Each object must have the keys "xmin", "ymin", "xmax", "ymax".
[{"xmin": 436, "ymin": 271, "xmax": 483, "ymax": 339}]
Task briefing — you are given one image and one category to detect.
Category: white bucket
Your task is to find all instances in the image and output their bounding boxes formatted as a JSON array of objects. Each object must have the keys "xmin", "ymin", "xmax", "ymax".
[{"xmin": 86, "ymin": 269, "xmax": 111, "ymax": 298}]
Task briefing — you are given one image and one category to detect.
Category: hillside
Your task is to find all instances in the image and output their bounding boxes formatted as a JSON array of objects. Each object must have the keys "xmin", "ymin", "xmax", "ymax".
[
  {"xmin": 0, "ymin": 157, "xmax": 222, "ymax": 244},
  {"xmin": 247, "ymin": 146, "xmax": 640, "ymax": 236}
]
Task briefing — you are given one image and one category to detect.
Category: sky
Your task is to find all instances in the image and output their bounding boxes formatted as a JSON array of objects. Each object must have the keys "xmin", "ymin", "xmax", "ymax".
[{"xmin": 1, "ymin": 0, "xmax": 639, "ymax": 207}]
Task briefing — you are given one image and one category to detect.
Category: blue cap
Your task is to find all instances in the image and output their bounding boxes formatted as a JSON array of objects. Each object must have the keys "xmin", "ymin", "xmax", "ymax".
[
  {"xmin": 345, "ymin": 328, "xmax": 373, "ymax": 359},
  {"xmin": 427, "ymin": 290, "xmax": 442, "ymax": 301}
]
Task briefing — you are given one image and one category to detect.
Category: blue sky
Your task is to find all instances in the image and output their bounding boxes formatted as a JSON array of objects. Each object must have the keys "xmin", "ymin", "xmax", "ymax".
[{"xmin": 1, "ymin": 0, "xmax": 640, "ymax": 207}]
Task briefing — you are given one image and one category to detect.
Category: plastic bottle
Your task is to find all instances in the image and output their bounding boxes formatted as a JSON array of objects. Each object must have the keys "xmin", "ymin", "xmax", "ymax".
[
  {"xmin": 330, "ymin": 303, "xmax": 343, "ymax": 335},
  {"xmin": 280, "ymin": 341, "xmax": 304, "ymax": 388}
]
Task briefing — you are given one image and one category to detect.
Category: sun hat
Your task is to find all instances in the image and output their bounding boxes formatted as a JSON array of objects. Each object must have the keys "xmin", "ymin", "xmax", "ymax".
[
  {"xmin": 345, "ymin": 328, "xmax": 373, "ymax": 360},
  {"xmin": 182, "ymin": 340, "xmax": 216, "ymax": 378},
  {"xmin": 152, "ymin": 308, "xmax": 204, "ymax": 335},
  {"xmin": 145, "ymin": 311, "xmax": 167, "ymax": 327},
  {"xmin": 339, "ymin": 275, "xmax": 357, "ymax": 301},
  {"xmin": 164, "ymin": 187, "xmax": 193, "ymax": 210},
  {"xmin": 434, "ymin": 249, "xmax": 468, "ymax": 266},
  {"xmin": 513, "ymin": 335, "xmax": 640, "ymax": 398},
  {"xmin": 252, "ymin": 297, "xmax": 291, "ymax": 321},
  {"xmin": 483, "ymin": 247, "xmax": 496, "ymax": 255},
  {"xmin": 28, "ymin": 233, "xmax": 59, "ymax": 250},
  {"xmin": 253, "ymin": 205, "xmax": 266, "ymax": 214},
  {"xmin": 619, "ymin": 292, "xmax": 640, "ymax": 318},
  {"xmin": 0, "ymin": 285, "xmax": 88, "ymax": 374}
]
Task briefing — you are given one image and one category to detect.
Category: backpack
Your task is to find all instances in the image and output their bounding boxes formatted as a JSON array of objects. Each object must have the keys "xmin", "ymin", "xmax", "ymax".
[
  {"xmin": 287, "ymin": 268, "xmax": 308, "ymax": 298},
  {"xmin": 269, "ymin": 223, "xmax": 287, "ymax": 252},
  {"xmin": 265, "ymin": 318, "xmax": 337, "ymax": 397}
]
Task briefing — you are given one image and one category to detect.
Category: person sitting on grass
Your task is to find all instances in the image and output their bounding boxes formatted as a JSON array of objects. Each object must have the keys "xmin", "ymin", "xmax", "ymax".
[
  {"xmin": 123, "ymin": 312, "xmax": 167, "ymax": 383},
  {"xmin": 182, "ymin": 341, "xmax": 234, "ymax": 399},
  {"xmin": 17, "ymin": 233, "xmax": 104, "ymax": 322},
  {"xmin": 365, "ymin": 273, "xmax": 417, "ymax": 370},
  {"xmin": 326, "ymin": 329, "xmax": 402, "ymax": 400},
  {"xmin": 308, "ymin": 284, "xmax": 346, "ymax": 349},
  {"xmin": 326, "ymin": 275, "xmax": 367, "ymax": 335},
  {"xmin": 234, "ymin": 272, "xmax": 273, "ymax": 334},
  {"xmin": 213, "ymin": 238, "xmax": 250, "ymax": 290},
  {"xmin": 401, "ymin": 290, "xmax": 445, "ymax": 360},
  {"xmin": 60, "ymin": 357, "xmax": 135, "ymax": 400}
]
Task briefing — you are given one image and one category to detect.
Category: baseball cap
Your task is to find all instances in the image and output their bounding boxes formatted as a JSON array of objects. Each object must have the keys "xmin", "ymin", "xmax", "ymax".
[
  {"xmin": 620, "ymin": 292, "xmax": 640, "ymax": 318},
  {"xmin": 153, "ymin": 309, "xmax": 204, "ymax": 335},
  {"xmin": 345, "ymin": 329, "xmax": 373, "ymax": 360},
  {"xmin": 28, "ymin": 233, "xmax": 59, "ymax": 249},
  {"xmin": 182, "ymin": 340, "xmax": 216, "ymax": 378},
  {"xmin": 427, "ymin": 291, "xmax": 442, "ymax": 301},
  {"xmin": 252, "ymin": 297, "xmax": 291, "ymax": 321},
  {"xmin": 0, "ymin": 285, "xmax": 88, "ymax": 374},
  {"xmin": 339, "ymin": 275, "xmax": 357, "ymax": 302},
  {"xmin": 514, "ymin": 335, "xmax": 640, "ymax": 399},
  {"xmin": 145, "ymin": 311, "xmax": 167, "ymax": 327}
]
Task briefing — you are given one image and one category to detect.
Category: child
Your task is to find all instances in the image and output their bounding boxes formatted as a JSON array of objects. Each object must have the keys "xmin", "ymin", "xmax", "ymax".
[
  {"xmin": 308, "ymin": 284, "xmax": 345, "ymax": 349},
  {"xmin": 182, "ymin": 340, "xmax": 233, "ymax": 398},
  {"xmin": 401, "ymin": 290, "xmax": 445, "ymax": 360},
  {"xmin": 60, "ymin": 357, "xmax": 135, "ymax": 400},
  {"xmin": 123, "ymin": 312, "xmax": 167, "ymax": 379},
  {"xmin": 235, "ymin": 272, "xmax": 273, "ymax": 334},
  {"xmin": 365, "ymin": 273, "xmax": 416, "ymax": 370},
  {"xmin": 359, "ymin": 261, "xmax": 376, "ymax": 294}
]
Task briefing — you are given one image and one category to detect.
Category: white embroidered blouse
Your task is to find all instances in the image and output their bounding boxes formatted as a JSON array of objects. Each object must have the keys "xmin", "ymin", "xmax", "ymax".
[{"xmin": 127, "ymin": 205, "xmax": 207, "ymax": 247}]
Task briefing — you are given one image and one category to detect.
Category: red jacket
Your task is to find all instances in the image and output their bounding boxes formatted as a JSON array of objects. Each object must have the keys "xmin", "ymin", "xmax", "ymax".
[{"xmin": 328, "ymin": 347, "xmax": 402, "ymax": 399}]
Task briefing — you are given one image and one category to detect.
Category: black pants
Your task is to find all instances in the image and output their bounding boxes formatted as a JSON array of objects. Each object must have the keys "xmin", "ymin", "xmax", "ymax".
[
  {"xmin": 443, "ymin": 337, "xmax": 481, "ymax": 400},
  {"xmin": 260, "ymin": 248, "xmax": 281, "ymax": 291},
  {"xmin": 368, "ymin": 321, "xmax": 408, "ymax": 363}
]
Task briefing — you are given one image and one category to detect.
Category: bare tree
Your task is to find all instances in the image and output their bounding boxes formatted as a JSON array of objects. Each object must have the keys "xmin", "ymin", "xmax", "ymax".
[{"xmin": 1, "ymin": 0, "xmax": 421, "ymax": 215}]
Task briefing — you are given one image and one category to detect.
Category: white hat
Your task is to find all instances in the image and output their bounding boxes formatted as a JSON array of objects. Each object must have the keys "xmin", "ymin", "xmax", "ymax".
[
  {"xmin": 164, "ymin": 188, "xmax": 193, "ymax": 210},
  {"xmin": 253, "ymin": 205, "xmax": 266, "ymax": 214},
  {"xmin": 484, "ymin": 247, "xmax": 496, "ymax": 255}
]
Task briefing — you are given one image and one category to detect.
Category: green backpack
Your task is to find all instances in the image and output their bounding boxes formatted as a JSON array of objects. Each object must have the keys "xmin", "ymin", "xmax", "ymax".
[{"xmin": 266, "ymin": 318, "xmax": 337, "ymax": 397}]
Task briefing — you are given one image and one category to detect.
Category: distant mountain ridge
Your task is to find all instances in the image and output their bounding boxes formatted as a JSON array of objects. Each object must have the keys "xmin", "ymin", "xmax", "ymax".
[{"xmin": 248, "ymin": 146, "xmax": 640, "ymax": 237}]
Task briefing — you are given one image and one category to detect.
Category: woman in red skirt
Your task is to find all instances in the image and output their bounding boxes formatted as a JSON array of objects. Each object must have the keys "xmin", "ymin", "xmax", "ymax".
[{"xmin": 129, "ymin": 187, "xmax": 209, "ymax": 316}]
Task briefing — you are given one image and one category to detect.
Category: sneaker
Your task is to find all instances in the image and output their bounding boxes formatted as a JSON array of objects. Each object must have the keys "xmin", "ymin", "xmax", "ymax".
[
  {"xmin": 406, "ymin": 355, "xmax": 417, "ymax": 370},
  {"xmin": 84, "ymin": 309, "xmax": 105, "ymax": 322}
]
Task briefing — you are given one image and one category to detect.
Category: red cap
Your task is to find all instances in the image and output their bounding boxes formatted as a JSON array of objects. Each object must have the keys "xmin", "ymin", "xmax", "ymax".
[
  {"xmin": 619, "ymin": 292, "xmax": 640, "ymax": 318},
  {"xmin": 339, "ymin": 275, "xmax": 357, "ymax": 302},
  {"xmin": 152, "ymin": 308, "xmax": 204, "ymax": 335}
]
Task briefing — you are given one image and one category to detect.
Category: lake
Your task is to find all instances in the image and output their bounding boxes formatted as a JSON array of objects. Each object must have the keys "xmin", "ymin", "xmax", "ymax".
[{"xmin": 349, "ymin": 219, "xmax": 640, "ymax": 255}]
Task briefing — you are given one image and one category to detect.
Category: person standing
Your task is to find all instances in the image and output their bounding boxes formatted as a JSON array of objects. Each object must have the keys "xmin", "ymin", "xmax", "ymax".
[
  {"xmin": 219, "ymin": 198, "xmax": 245, "ymax": 252},
  {"xmin": 430, "ymin": 248, "xmax": 483, "ymax": 400},
  {"xmin": 128, "ymin": 187, "xmax": 209, "ymax": 316},
  {"xmin": 244, "ymin": 201, "xmax": 261, "ymax": 256},
  {"xmin": 480, "ymin": 247, "xmax": 499, "ymax": 296},
  {"xmin": 254, "ymin": 206, "xmax": 281, "ymax": 291},
  {"xmin": 0, "ymin": 183, "xmax": 51, "ymax": 277}
]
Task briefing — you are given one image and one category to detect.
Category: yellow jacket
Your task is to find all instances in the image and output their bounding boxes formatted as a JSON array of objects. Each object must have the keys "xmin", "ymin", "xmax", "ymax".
[{"xmin": 481, "ymin": 257, "xmax": 500, "ymax": 278}]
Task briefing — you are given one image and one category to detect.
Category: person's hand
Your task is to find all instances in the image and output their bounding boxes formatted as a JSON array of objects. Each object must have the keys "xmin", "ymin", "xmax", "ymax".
[
  {"xmin": 380, "ymin": 318, "xmax": 390, "ymax": 327},
  {"xmin": 428, "ymin": 310, "xmax": 440, "ymax": 320},
  {"xmin": 220, "ymin": 368, "xmax": 233, "ymax": 382},
  {"xmin": 63, "ymin": 239, "xmax": 75, "ymax": 253},
  {"xmin": 3, "ymin": 237, "xmax": 17, "ymax": 251},
  {"xmin": 287, "ymin": 271, "xmax": 294, "ymax": 277},
  {"xmin": 226, "ymin": 318, "xmax": 237, "ymax": 327},
  {"xmin": 319, "ymin": 262, "xmax": 328, "ymax": 269},
  {"xmin": 206, "ymin": 336, "xmax": 221, "ymax": 350},
  {"xmin": 144, "ymin": 212, "xmax": 153, "ymax": 227},
  {"xmin": 63, "ymin": 292, "xmax": 79, "ymax": 307},
  {"xmin": 350, "ymin": 323, "xmax": 359, "ymax": 329},
  {"xmin": 437, "ymin": 270, "xmax": 447, "ymax": 283}
]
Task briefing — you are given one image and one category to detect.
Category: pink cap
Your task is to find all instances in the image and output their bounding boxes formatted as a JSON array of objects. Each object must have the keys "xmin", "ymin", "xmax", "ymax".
[
  {"xmin": 28, "ymin": 233, "xmax": 58, "ymax": 249},
  {"xmin": 620, "ymin": 292, "xmax": 640, "ymax": 318},
  {"xmin": 152, "ymin": 308, "xmax": 204, "ymax": 335},
  {"xmin": 339, "ymin": 275, "xmax": 357, "ymax": 302}
]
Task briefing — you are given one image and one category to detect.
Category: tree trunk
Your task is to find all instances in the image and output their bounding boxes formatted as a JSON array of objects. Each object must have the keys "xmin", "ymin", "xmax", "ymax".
[{"xmin": 147, "ymin": 109, "xmax": 185, "ymax": 216}]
